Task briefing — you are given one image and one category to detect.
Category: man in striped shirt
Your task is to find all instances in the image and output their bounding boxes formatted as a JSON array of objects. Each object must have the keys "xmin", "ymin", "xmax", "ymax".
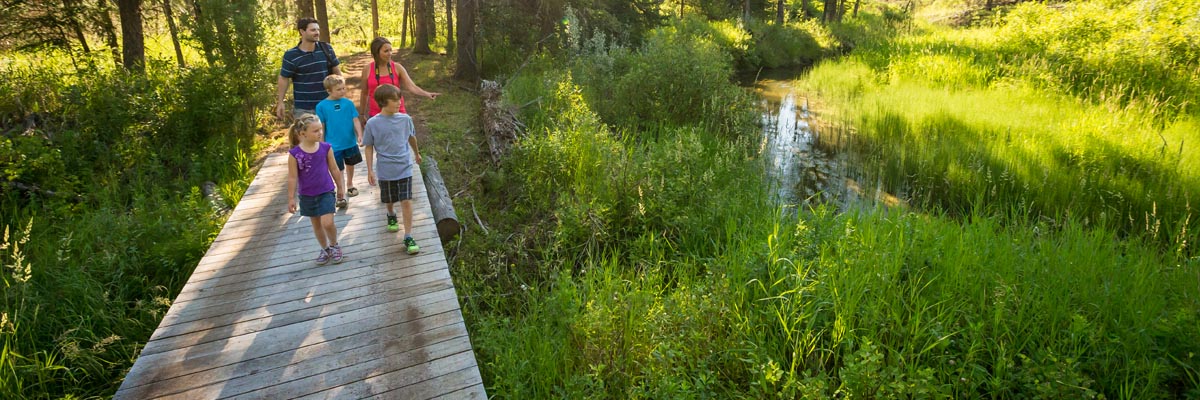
[{"xmin": 275, "ymin": 18, "xmax": 343, "ymax": 121}]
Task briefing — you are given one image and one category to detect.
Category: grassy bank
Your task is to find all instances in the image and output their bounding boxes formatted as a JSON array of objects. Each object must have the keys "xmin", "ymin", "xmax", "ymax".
[
  {"xmin": 0, "ymin": 45, "xmax": 267, "ymax": 397},
  {"xmin": 797, "ymin": 0, "xmax": 1200, "ymax": 252},
  {"xmin": 443, "ymin": 7, "xmax": 1200, "ymax": 399}
]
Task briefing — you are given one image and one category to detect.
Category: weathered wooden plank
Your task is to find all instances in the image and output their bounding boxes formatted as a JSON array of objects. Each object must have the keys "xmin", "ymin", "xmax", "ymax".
[
  {"xmin": 172, "ymin": 236, "xmax": 445, "ymax": 308},
  {"xmin": 161, "ymin": 252, "xmax": 448, "ymax": 328},
  {"xmin": 370, "ymin": 366, "xmax": 486, "ymax": 400},
  {"xmin": 141, "ymin": 276, "xmax": 457, "ymax": 357},
  {"xmin": 145, "ymin": 264, "xmax": 453, "ymax": 350},
  {"xmin": 289, "ymin": 350, "xmax": 480, "ymax": 400},
  {"xmin": 229, "ymin": 334, "xmax": 477, "ymax": 399},
  {"xmin": 184, "ymin": 219, "xmax": 439, "ymax": 284},
  {"xmin": 119, "ymin": 151, "xmax": 486, "ymax": 399},
  {"xmin": 116, "ymin": 312, "xmax": 465, "ymax": 399},
  {"xmin": 120, "ymin": 291, "xmax": 461, "ymax": 390},
  {"xmin": 186, "ymin": 221, "xmax": 439, "ymax": 286},
  {"xmin": 436, "ymin": 383, "xmax": 490, "ymax": 400}
]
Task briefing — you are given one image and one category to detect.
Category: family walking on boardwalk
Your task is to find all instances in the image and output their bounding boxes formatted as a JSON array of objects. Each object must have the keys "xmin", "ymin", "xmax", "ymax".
[{"xmin": 277, "ymin": 17, "xmax": 441, "ymax": 265}]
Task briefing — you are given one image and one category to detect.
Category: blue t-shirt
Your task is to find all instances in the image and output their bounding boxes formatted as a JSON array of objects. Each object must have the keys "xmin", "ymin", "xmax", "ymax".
[
  {"xmin": 363, "ymin": 113, "xmax": 416, "ymax": 180},
  {"xmin": 280, "ymin": 43, "xmax": 340, "ymax": 111},
  {"xmin": 315, "ymin": 98, "xmax": 359, "ymax": 151}
]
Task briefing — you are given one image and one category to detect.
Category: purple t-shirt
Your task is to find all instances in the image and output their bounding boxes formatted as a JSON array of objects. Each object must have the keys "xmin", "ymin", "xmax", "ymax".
[{"xmin": 289, "ymin": 142, "xmax": 336, "ymax": 196}]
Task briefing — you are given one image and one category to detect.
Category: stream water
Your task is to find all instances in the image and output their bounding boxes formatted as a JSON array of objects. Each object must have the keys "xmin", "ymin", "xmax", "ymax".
[{"xmin": 745, "ymin": 69, "xmax": 904, "ymax": 210}]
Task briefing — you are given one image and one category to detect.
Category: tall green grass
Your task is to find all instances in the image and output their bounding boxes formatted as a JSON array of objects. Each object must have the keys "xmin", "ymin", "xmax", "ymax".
[
  {"xmin": 452, "ymin": 14, "xmax": 1200, "ymax": 397},
  {"xmin": 0, "ymin": 44, "xmax": 265, "ymax": 398},
  {"xmin": 796, "ymin": 0, "xmax": 1199, "ymax": 253}
]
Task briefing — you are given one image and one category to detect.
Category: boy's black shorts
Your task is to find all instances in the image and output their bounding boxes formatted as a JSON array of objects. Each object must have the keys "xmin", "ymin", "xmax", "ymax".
[{"xmin": 379, "ymin": 177, "xmax": 412, "ymax": 204}]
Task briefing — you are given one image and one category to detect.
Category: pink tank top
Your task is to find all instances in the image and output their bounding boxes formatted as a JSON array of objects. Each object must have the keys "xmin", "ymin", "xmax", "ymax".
[{"xmin": 366, "ymin": 61, "xmax": 407, "ymax": 117}]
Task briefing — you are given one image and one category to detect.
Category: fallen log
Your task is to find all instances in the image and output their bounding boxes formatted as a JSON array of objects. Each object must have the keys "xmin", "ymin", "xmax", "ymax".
[
  {"xmin": 422, "ymin": 157, "xmax": 461, "ymax": 243},
  {"xmin": 480, "ymin": 79, "xmax": 523, "ymax": 164}
]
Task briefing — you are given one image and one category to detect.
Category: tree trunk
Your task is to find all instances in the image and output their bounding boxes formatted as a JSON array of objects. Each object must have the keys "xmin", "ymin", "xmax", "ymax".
[
  {"xmin": 63, "ymin": 0, "xmax": 91, "ymax": 52},
  {"xmin": 117, "ymin": 0, "xmax": 145, "ymax": 73},
  {"xmin": 985, "ymin": 0, "xmax": 993, "ymax": 10},
  {"xmin": 162, "ymin": 0, "xmax": 185, "ymax": 67},
  {"xmin": 453, "ymin": 0, "xmax": 477, "ymax": 82},
  {"xmin": 837, "ymin": 0, "xmax": 846, "ymax": 22},
  {"xmin": 801, "ymin": 0, "xmax": 811, "ymax": 18},
  {"xmin": 421, "ymin": 157, "xmax": 461, "ymax": 243},
  {"xmin": 823, "ymin": 0, "xmax": 836, "ymax": 23},
  {"xmin": 296, "ymin": 0, "xmax": 313, "ymax": 18},
  {"xmin": 315, "ymin": 0, "xmax": 330, "ymax": 42},
  {"xmin": 445, "ymin": 0, "xmax": 454, "ymax": 54},
  {"xmin": 413, "ymin": 0, "xmax": 433, "ymax": 54},
  {"xmin": 371, "ymin": 0, "xmax": 379, "ymax": 39},
  {"xmin": 187, "ymin": 0, "xmax": 215, "ymax": 65},
  {"xmin": 97, "ymin": 0, "xmax": 122, "ymax": 68},
  {"xmin": 401, "ymin": 0, "xmax": 410, "ymax": 47},
  {"xmin": 776, "ymin": 0, "xmax": 785, "ymax": 24},
  {"xmin": 853, "ymin": 0, "xmax": 861, "ymax": 17},
  {"xmin": 743, "ymin": 0, "xmax": 751, "ymax": 23}
]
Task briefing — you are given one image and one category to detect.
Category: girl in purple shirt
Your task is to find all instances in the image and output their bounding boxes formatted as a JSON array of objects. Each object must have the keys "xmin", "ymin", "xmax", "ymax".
[{"xmin": 287, "ymin": 114, "xmax": 347, "ymax": 264}]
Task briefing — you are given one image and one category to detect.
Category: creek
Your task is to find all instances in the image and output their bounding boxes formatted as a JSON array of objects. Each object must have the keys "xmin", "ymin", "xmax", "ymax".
[{"xmin": 744, "ymin": 69, "xmax": 904, "ymax": 210}]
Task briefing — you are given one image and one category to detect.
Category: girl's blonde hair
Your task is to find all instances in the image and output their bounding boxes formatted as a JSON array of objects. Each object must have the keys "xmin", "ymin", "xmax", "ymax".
[{"xmin": 289, "ymin": 113, "xmax": 321, "ymax": 147}]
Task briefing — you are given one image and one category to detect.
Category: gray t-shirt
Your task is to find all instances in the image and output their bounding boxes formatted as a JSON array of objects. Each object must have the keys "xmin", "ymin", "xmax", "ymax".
[{"xmin": 363, "ymin": 113, "xmax": 416, "ymax": 180}]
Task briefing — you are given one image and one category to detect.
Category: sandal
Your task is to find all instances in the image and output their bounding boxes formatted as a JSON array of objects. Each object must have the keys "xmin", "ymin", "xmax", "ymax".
[{"xmin": 347, "ymin": 187, "xmax": 359, "ymax": 197}]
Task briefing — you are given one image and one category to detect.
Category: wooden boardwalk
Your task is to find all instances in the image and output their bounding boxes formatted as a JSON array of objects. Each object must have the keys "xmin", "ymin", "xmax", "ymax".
[{"xmin": 116, "ymin": 153, "xmax": 486, "ymax": 399}]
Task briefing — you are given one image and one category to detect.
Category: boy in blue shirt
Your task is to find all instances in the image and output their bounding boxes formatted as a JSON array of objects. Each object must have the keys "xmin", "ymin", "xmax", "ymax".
[
  {"xmin": 363, "ymin": 84, "xmax": 422, "ymax": 255},
  {"xmin": 315, "ymin": 75, "xmax": 363, "ymax": 208}
]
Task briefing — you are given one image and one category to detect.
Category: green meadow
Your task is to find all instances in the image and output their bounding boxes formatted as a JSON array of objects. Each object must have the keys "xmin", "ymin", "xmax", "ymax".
[
  {"xmin": 1, "ymin": 0, "xmax": 1198, "ymax": 398},
  {"xmin": 449, "ymin": 0, "xmax": 1200, "ymax": 398}
]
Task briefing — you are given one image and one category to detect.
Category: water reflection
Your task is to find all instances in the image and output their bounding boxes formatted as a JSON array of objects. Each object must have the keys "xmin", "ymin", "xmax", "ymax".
[{"xmin": 750, "ymin": 74, "xmax": 904, "ymax": 210}]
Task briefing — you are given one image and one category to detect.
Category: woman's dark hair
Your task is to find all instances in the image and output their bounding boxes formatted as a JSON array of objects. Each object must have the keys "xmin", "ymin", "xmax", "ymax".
[
  {"xmin": 296, "ymin": 18, "xmax": 319, "ymax": 32},
  {"xmin": 369, "ymin": 37, "xmax": 392, "ymax": 63}
]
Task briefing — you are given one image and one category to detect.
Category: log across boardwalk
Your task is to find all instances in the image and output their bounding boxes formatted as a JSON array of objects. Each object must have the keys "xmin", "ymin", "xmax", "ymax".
[{"xmin": 116, "ymin": 154, "xmax": 486, "ymax": 399}]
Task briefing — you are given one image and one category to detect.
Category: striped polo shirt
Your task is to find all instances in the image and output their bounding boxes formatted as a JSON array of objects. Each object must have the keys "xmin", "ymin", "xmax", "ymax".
[{"xmin": 280, "ymin": 43, "xmax": 340, "ymax": 111}]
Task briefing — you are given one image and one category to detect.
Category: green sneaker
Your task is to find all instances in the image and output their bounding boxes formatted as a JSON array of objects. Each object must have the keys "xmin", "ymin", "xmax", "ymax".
[
  {"xmin": 404, "ymin": 237, "xmax": 420, "ymax": 255},
  {"xmin": 386, "ymin": 214, "xmax": 399, "ymax": 232}
]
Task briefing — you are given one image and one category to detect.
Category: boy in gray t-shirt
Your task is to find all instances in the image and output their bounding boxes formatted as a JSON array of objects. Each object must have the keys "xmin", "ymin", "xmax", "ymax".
[{"xmin": 363, "ymin": 84, "xmax": 423, "ymax": 255}]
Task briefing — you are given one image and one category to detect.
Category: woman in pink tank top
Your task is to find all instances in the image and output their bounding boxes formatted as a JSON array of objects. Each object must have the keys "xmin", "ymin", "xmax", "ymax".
[{"xmin": 358, "ymin": 37, "xmax": 440, "ymax": 123}]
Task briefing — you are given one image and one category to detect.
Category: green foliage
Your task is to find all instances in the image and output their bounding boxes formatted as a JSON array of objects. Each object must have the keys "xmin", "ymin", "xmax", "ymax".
[
  {"xmin": 456, "ymin": 3, "xmax": 1200, "ymax": 399},
  {"xmin": 994, "ymin": 0, "xmax": 1200, "ymax": 115},
  {"xmin": 563, "ymin": 21, "xmax": 758, "ymax": 137},
  {"xmin": 745, "ymin": 19, "xmax": 839, "ymax": 68},
  {"xmin": 796, "ymin": 0, "xmax": 1200, "ymax": 253},
  {"xmin": 0, "ymin": 24, "xmax": 265, "ymax": 399}
]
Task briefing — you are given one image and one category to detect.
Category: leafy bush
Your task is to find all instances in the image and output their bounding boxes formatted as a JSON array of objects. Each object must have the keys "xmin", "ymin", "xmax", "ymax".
[
  {"xmin": 746, "ymin": 19, "xmax": 839, "ymax": 68},
  {"xmin": 0, "ymin": 45, "xmax": 265, "ymax": 398}
]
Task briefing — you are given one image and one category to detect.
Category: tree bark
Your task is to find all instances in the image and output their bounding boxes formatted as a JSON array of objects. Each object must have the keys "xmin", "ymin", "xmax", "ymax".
[
  {"xmin": 776, "ymin": 0, "xmax": 785, "ymax": 24},
  {"xmin": 162, "ymin": 0, "xmax": 185, "ymax": 67},
  {"xmin": 296, "ymin": 0, "xmax": 313, "ymax": 18},
  {"xmin": 823, "ymin": 0, "xmax": 836, "ymax": 23},
  {"xmin": 421, "ymin": 157, "xmax": 461, "ymax": 244},
  {"xmin": 453, "ymin": 0, "xmax": 477, "ymax": 82},
  {"xmin": 315, "ymin": 0, "xmax": 330, "ymax": 42},
  {"xmin": 837, "ymin": 0, "xmax": 846, "ymax": 22},
  {"xmin": 445, "ymin": 0, "xmax": 454, "ymax": 54},
  {"xmin": 187, "ymin": 0, "xmax": 216, "ymax": 65},
  {"xmin": 413, "ymin": 0, "xmax": 433, "ymax": 54},
  {"xmin": 402, "ymin": 0, "xmax": 410, "ymax": 47},
  {"xmin": 97, "ymin": 0, "xmax": 122, "ymax": 68},
  {"xmin": 371, "ymin": 0, "xmax": 379, "ymax": 39},
  {"xmin": 853, "ymin": 0, "xmax": 861, "ymax": 17},
  {"xmin": 63, "ymin": 0, "xmax": 91, "ymax": 52},
  {"xmin": 117, "ymin": 0, "xmax": 145, "ymax": 73}
]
